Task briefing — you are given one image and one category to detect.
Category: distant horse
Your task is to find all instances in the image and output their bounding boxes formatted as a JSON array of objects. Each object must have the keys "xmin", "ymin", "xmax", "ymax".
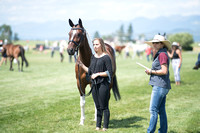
[
  {"xmin": 126, "ymin": 42, "xmax": 147, "ymax": 59},
  {"xmin": 2, "ymin": 44, "xmax": 28, "ymax": 71},
  {"xmin": 67, "ymin": 19, "xmax": 121, "ymax": 125},
  {"xmin": 115, "ymin": 45, "xmax": 125, "ymax": 55}
]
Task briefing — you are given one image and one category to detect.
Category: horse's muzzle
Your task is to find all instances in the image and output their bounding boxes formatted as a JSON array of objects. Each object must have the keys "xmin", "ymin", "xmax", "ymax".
[{"xmin": 67, "ymin": 48, "xmax": 75, "ymax": 55}]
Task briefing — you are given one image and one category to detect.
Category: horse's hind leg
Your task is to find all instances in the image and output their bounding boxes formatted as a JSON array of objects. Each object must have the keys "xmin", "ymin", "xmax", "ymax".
[
  {"xmin": 16, "ymin": 58, "xmax": 21, "ymax": 72},
  {"xmin": 10, "ymin": 57, "xmax": 14, "ymax": 71},
  {"xmin": 21, "ymin": 57, "xmax": 24, "ymax": 72},
  {"xmin": 80, "ymin": 95, "xmax": 85, "ymax": 125}
]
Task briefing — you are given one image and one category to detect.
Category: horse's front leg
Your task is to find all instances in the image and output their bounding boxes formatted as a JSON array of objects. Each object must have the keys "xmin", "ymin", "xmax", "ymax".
[{"xmin": 80, "ymin": 95, "xmax": 85, "ymax": 125}]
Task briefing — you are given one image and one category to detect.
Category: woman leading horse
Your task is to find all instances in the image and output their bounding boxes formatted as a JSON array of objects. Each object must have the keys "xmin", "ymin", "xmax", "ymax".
[
  {"xmin": 67, "ymin": 19, "xmax": 120, "ymax": 126},
  {"xmin": 78, "ymin": 38, "xmax": 113, "ymax": 131},
  {"xmin": 1, "ymin": 44, "xmax": 28, "ymax": 71}
]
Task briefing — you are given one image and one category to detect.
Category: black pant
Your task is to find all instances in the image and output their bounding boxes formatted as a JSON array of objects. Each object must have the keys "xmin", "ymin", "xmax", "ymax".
[
  {"xmin": 60, "ymin": 53, "xmax": 64, "ymax": 62},
  {"xmin": 92, "ymin": 80, "xmax": 110, "ymax": 128}
]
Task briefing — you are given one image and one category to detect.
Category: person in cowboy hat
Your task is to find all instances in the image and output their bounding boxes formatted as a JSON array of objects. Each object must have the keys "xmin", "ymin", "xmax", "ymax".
[
  {"xmin": 167, "ymin": 42, "xmax": 182, "ymax": 85},
  {"xmin": 145, "ymin": 34, "xmax": 171, "ymax": 133}
]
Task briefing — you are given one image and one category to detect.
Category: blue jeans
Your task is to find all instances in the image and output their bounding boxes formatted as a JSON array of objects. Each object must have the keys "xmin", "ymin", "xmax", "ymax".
[
  {"xmin": 147, "ymin": 86, "xmax": 169, "ymax": 133},
  {"xmin": 195, "ymin": 53, "xmax": 200, "ymax": 66}
]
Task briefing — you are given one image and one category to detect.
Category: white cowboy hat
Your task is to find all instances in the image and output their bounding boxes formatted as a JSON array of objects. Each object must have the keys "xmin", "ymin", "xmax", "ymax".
[
  {"xmin": 172, "ymin": 42, "xmax": 178, "ymax": 46},
  {"xmin": 145, "ymin": 35, "xmax": 171, "ymax": 50}
]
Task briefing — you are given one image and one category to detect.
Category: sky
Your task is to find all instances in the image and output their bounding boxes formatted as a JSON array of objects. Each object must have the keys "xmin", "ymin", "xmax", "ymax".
[{"xmin": 1, "ymin": 0, "xmax": 200, "ymax": 25}]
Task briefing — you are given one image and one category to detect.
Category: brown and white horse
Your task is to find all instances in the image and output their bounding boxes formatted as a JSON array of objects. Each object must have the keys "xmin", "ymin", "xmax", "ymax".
[{"xmin": 67, "ymin": 19, "xmax": 120, "ymax": 125}]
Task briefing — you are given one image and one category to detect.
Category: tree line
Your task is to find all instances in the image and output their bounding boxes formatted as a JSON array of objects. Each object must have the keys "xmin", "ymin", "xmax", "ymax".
[
  {"xmin": 0, "ymin": 24, "xmax": 19, "ymax": 44},
  {"xmin": 93, "ymin": 23, "xmax": 194, "ymax": 50},
  {"xmin": 0, "ymin": 23, "xmax": 194, "ymax": 50},
  {"xmin": 93, "ymin": 23, "xmax": 134, "ymax": 43}
]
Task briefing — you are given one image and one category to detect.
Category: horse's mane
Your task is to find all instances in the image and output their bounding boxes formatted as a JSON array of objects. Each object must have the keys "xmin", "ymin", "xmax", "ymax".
[{"xmin": 86, "ymin": 31, "xmax": 95, "ymax": 55}]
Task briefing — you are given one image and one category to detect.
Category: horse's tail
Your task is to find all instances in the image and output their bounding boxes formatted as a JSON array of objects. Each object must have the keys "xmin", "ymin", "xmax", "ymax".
[
  {"xmin": 112, "ymin": 75, "xmax": 121, "ymax": 101},
  {"xmin": 20, "ymin": 46, "xmax": 29, "ymax": 67}
]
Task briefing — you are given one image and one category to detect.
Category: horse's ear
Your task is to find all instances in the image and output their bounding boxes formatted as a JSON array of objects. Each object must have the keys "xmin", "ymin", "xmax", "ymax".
[
  {"xmin": 69, "ymin": 19, "xmax": 74, "ymax": 27},
  {"xmin": 163, "ymin": 32, "xmax": 166, "ymax": 36},
  {"xmin": 78, "ymin": 18, "xmax": 83, "ymax": 28}
]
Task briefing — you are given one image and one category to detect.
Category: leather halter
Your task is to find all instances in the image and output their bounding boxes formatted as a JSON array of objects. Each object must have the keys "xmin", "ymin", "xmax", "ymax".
[{"xmin": 68, "ymin": 27, "xmax": 85, "ymax": 52}]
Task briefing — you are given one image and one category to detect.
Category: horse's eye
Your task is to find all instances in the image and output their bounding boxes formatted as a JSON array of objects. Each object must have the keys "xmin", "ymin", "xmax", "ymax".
[{"xmin": 78, "ymin": 33, "xmax": 81, "ymax": 37}]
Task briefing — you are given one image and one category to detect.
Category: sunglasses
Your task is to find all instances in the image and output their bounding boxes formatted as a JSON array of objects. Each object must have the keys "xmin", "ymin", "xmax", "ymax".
[{"xmin": 152, "ymin": 42, "xmax": 161, "ymax": 44}]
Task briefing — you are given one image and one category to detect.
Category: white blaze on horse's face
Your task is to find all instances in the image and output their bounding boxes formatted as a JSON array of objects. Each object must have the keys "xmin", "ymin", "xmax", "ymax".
[
  {"xmin": 67, "ymin": 29, "xmax": 78, "ymax": 55},
  {"xmin": 70, "ymin": 30, "xmax": 77, "ymax": 42}
]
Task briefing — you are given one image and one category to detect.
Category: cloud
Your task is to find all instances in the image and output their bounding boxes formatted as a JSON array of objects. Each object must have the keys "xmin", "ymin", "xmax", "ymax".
[{"xmin": 0, "ymin": 0, "xmax": 200, "ymax": 25}]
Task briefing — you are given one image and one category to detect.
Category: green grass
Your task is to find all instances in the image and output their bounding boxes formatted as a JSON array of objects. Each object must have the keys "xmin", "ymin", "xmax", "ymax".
[{"xmin": 0, "ymin": 50, "xmax": 199, "ymax": 133}]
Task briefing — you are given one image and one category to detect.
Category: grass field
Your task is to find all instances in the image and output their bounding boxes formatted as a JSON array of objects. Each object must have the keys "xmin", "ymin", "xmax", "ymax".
[{"xmin": 0, "ymin": 49, "xmax": 199, "ymax": 133}]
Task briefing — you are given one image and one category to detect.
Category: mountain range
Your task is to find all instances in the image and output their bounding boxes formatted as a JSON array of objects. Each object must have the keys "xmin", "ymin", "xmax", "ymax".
[{"xmin": 11, "ymin": 15, "xmax": 200, "ymax": 42}]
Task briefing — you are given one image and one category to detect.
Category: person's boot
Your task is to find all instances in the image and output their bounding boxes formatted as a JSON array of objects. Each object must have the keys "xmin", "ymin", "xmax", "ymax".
[
  {"xmin": 193, "ymin": 64, "xmax": 200, "ymax": 70},
  {"xmin": 193, "ymin": 66, "xmax": 198, "ymax": 70}
]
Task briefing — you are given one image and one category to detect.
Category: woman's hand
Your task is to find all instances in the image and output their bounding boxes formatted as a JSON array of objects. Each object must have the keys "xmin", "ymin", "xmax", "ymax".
[
  {"xmin": 91, "ymin": 73, "xmax": 99, "ymax": 79},
  {"xmin": 77, "ymin": 60, "xmax": 89, "ymax": 72},
  {"xmin": 145, "ymin": 69, "xmax": 151, "ymax": 75},
  {"xmin": 77, "ymin": 60, "xmax": 83, "ymax": 67}
]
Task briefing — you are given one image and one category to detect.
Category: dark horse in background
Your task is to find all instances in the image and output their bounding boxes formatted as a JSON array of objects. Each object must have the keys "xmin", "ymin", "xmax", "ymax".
[
  {"xmin": 1, "ymin": 44, "xmax": 28, "ymax": 71},
  {"xmin": 67, "ymin": 19, "xmax": 120, "ymax": 125}
]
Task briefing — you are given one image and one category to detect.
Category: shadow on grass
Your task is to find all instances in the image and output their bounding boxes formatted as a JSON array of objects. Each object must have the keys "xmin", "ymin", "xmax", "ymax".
[
  {"xmin": 168, "ymin": 131, "xmax": 178, "ymax": 133},
  {"xmin": 170, "ymin": 80, "xmax": 187, "ymax": 85},
  {"xmin": 109, "ymin": 116, "xmax": 146, "ymax": 129}
]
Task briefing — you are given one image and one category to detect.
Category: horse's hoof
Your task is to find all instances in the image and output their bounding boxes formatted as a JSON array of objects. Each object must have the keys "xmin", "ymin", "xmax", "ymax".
[{"xmin": 10, "ymin": 69, "xmax": 14, "ymax": 71}]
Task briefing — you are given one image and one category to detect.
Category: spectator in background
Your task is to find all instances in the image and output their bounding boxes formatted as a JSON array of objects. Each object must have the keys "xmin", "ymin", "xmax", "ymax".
[
  {"xmin": 51, "ymin": 46, "xmax": 55, "ymax": 58},
  {"xmin": 167, "ymin": 42, "xmax": 182, "ymax": 85},
  {"xmin": 124, "ymin": 45, "xmax": 130, "ymax": 58},
  {"xmin": 59, "ymin": 44, "xmax": 64, "ymax": 62},
  {"xmin": 51, "ymin": 41, "xmax": 59, "ymax": 58},
  {"xmin": 59, "ymin": 40, "xmax": 67, "ymax": 62},
  {"xmin": 178, "ymin": 42, "xmax": 182, "ymax": 51},
  {"xmin": 193, "ymin": 53, "xmax": 200, "ymax": 70},
  {"xmin": 145, "ymin": 46, "xmax": 152, "ymax": 62},
  {"xmin": 39, "ymin": 45, "xmax": 43, "ymax": 52},
  {"xmin": 69, "ymin": 55, "xmax": 72, "ymax": 63},
  {"xmin": 0, "ymin": 45, "xmax": 7, "ymax": 66}
]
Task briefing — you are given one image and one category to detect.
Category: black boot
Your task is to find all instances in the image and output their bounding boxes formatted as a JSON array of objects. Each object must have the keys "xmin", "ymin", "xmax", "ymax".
[{"xmin": 193, "ymin": 64, "xmax": 200, "ymax": 70}]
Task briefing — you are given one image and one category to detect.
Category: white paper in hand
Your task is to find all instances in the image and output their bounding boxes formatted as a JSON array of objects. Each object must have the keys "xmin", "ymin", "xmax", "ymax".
[{"xmin": 136, "ymin": 62, "xmax": 151, "ymax": 70}]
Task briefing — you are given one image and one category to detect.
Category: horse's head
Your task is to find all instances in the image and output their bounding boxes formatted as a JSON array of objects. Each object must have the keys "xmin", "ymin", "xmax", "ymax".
[{"xmin": 67, "ymin": 18, "xmax": 85, "ymax": 55}]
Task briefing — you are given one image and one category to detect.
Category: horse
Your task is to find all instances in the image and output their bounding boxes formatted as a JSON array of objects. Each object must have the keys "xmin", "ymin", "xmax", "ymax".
[
  {"xmin": 115, "ymin": 45, "xmax": 125, "ymax": 55},
  {"xmin": 125, "ymin": 42, "xmax": 147, "ymax": 59},
  {"xmin": 1, "ymin": 44, "xmax": 29, "ymax": 71},
  {"xmin": 67, "ymin": 18, "xmax": 121, "ymax": 125}
]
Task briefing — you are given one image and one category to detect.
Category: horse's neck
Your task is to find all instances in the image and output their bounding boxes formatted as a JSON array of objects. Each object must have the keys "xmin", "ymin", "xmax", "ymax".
[
  {"xmin": 6, "ymin": 44, "xmax": 13, "ymax": 55},
  {"xmin": 79, "ymin": 37, "xmax": 92, "ymax": 67}
]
